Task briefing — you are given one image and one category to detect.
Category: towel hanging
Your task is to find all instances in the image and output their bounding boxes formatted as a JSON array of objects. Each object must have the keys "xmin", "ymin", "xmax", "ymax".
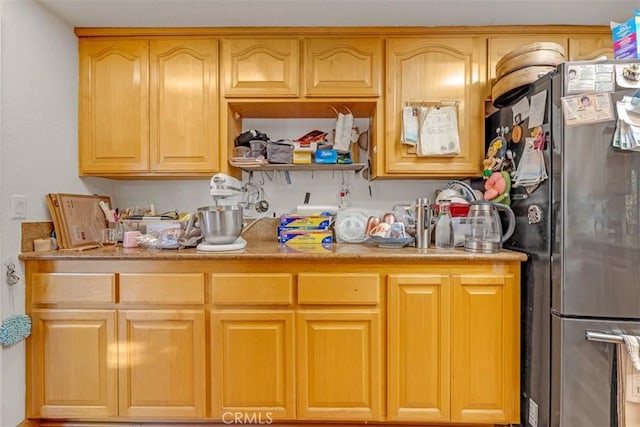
[
  {"xmin": 0, "ymin": 262, "xmax": 31, "ymax": 347},
  {"xmin": 0, "ymin": 314, "xmax": 31, "ymax": 347},
  {"xmin": 622, "ymin": 335, "xmax": 640, "ymax": 371}
]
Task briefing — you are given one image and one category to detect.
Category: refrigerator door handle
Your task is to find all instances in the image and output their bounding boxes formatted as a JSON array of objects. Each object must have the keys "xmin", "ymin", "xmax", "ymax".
[{"xmin": 585, "ymin": 330, "xmax": 624, "ymax": 344}]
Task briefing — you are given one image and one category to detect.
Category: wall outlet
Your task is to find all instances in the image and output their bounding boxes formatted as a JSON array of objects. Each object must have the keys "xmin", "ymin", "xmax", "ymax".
[{"xmin": 10, "ymin": 194, "xmax": 27, "ymax": 219}]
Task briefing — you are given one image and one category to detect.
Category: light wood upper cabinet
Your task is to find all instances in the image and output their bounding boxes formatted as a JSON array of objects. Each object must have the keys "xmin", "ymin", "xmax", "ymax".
[
  {"xmin": 451, "ymin": 273, "xmax": 519, "ymax": 424},
  {"xmin": 150, "ymin": 39, "xmax": 219, "ymax": 172},
  {"xmin": 79, "ymin": 37, "xmax": 220, "ymax": 177},
  {"xmin": 77, "ymin": 27, "xmax": 612, "ymax": 179},
  {"xmin": 568, "ymin": 36, "xmax": 614, "ymax": 60},
  {"xmin": 79, "ymin": 39, "xmax": 149, "ymax": 174},
  {"xmin": 387, "ymin": 274, "xmax": 451, "ymax": 422},
  {"xmin": 304, "ymin": 38, "xmax": 382, "ymax": 97},
  {"xmin": 383, "ymin": 37, "xmax": 486, "ymax": 177},
  {"xmin": 222, "ymin": 38, "xmax": 300, "ymax": 97}
]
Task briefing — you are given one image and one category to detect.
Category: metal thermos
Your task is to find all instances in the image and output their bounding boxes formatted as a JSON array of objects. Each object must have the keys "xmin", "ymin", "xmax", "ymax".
[{"xmin": 415, "ymin": 197, "xmax": 431, "ymax": 249}]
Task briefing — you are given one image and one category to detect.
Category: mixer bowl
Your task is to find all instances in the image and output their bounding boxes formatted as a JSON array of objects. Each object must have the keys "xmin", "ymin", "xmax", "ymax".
[{"xmin": 198, "ymin": 205, "xmax": 243, "ymax": 244}]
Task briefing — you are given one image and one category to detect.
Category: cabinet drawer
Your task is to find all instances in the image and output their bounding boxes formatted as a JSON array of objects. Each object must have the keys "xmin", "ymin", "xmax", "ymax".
[
  {"xmin": 298, "ymin": 273, "xmax": 380, "ymax": 305},
  {"xmin": 211, "ymin": 273, "xmax": 293, "ymax": 305},
  {"xmin": 31, "ymin": 273, "xmax": 116, "ymax": 304},
  {"xmin": 120, "ymin": 273, "xmax": 205, "ymax": 304}
]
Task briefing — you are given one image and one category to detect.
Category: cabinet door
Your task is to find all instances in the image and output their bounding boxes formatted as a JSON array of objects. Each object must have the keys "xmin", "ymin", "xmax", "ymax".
[
  {"xmin": 211, "ymin": 311, "xmax": 295, "ymax": 420},
  {"xmin": 118, "ymin": 309, "xmax": 206, "ymax": 418},
  {"xmin": 150, "ymin": 39, "xmax": 219, "ymax": 173},
  {"xmin": 296, "ymin": 310, "xmax": 382, "ymax": 420},
  {"xmin": 28, "ymin": 309, "xmax": 117, "ymax": 418},
  {"xmin": 304, "ymin": 38, "xmax": 382, "ymax": 97},
  {"xmin": 384, "ymin": 37, "xmax": 486, "ymax": 177},
  {"xmin": 451, "ymin": 273, "xmax": 519, "ymax": 424},
  {"xmin": 568, "ymin": 36, "xmax": 614, "ymax": 60},
  {"xmin": 222, "ymin": 38, "xmax": 299, "ymax": 97},
  {"xmin": 79, "ymin": 39, "xmax": 149, "ymax": 174},
  {"xmin": 387, "ymin": 274, "xmax": 450, "ymax": 422}
]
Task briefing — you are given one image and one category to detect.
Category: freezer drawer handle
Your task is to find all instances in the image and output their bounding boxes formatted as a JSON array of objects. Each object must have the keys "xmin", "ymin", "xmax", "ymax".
[{"xmin": 585, "ymin": 330, "xmax": 624, "ymax": 344}]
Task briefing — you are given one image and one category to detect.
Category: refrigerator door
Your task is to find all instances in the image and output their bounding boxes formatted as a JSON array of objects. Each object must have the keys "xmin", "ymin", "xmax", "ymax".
[
  {"xmin": 551, "ymin": 316, "xmax": 640, "ymax": 427},
  {"xmin": 488, "ymin": 75, "xmax": 554, "ymax": 427},
  {"xmin": 554, "ymin": 62, "xmax": 640, "ymax": 319}
]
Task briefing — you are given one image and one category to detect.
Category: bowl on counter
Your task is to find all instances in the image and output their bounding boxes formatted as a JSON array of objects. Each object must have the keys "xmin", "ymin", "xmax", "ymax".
[
  {"xmin": 369, "ymin": 235, "xmax": 415, "ymax": 249},
  {"xmin": 198, "ymin": 205, "xmax": 243, "ymax": 244}
]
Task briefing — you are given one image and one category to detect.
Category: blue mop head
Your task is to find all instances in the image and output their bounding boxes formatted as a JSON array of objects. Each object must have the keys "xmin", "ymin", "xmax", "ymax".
[{"xmin": 0, "ymin": 314, "xmax": 32, "ymax": 347}]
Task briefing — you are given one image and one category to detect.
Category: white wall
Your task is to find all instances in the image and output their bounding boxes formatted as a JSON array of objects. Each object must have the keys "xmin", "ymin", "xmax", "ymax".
[{"xmin": 0, "ymin": 1, "xmax": 115, "ymax": 424}]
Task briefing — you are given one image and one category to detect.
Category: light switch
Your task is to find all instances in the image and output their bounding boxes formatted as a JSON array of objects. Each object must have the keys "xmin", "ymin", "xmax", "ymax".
[{"xmin": 10, "ymin": 195, "xmax": 27, "ymax": 219}]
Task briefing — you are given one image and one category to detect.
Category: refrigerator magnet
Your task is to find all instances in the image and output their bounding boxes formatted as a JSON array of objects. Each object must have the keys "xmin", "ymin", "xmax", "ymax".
[{"xmin": 512, "ymin": 125, "xmax": 523, "ymax": 143}]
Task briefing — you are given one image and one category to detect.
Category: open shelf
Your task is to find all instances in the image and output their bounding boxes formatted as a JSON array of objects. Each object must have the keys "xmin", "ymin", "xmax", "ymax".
[
  {"xmin": 227, "ymin": 100, "xmax": 378, "ymax": 119},
  {"xmin": 235, "ymin": 163, "xmax": 366, "ymax": 173}
]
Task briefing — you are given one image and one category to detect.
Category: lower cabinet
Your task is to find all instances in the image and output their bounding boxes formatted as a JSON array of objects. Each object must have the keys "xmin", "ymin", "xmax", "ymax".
[
  {"xmin": 451, "ymin": 273, "xmax": 518, "ymax": 424},
  {"xmin": 387, "ymin": 273, "xmax": 451, "ymax": 422},
  {"xmin": 118, "ymin": 309, "xmax": 206, "ymax": 418},
  {"xmin": 209, "ymin": 271, "xmax": 382, "ymax": 422},
  {"xmin": 29, "ymin": 309, "xmax": 118, "ymax": 418},
  {"xmin": 296, "ymin": 310, "xmax": 382, "ymax": 420},
  {"xmin": 27, "ymin": 271, "xmax": 207, "ymax": 420},
  {"xmin": 25, "ymin": 259, "xmax": 520, "ymax": 426},
  {"xmin": 387, "ymin": 269, "xmax": 519, "ymax": 425},
  {"xmin": 210, "ymin": 311, "xmax": 295, "ymax": 421}
]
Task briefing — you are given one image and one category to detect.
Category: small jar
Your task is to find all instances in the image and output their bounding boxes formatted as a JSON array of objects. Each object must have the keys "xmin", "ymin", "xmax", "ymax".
[
  {"xmin": 434, "ymin": 200, "xmax": 454, "ymax": 249},
  {"xmin": 123, "ymin": 231, "xmax": 142, "ymax": 248}
]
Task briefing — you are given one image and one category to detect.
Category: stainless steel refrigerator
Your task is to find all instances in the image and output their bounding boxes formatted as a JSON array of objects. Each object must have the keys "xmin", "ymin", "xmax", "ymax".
[{"xmin": 485, "ymin": 60, "xmax": 640, "ymax": 427}]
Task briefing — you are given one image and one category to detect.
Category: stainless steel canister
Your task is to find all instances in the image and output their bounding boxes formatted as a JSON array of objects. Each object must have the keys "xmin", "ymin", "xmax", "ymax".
[{"xmin": 415, "ymin": 197, "xmax": 431, "ymax": 249}]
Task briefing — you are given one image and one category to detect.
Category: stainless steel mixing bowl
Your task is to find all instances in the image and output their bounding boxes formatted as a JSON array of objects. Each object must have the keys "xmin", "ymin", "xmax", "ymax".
[{"xmin": 198, "ymin": 205, "xmax": 243, "ymax": 244}]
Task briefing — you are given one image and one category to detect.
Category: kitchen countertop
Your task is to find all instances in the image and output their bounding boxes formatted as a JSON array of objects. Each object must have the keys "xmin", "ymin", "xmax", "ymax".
[
  {"xmin": 19, "ymin": 239, "xmax": 527, "ymax": 262},
  {"xmin": 18, "ymin": 217, "xmax": 527, "ymax": 262}
]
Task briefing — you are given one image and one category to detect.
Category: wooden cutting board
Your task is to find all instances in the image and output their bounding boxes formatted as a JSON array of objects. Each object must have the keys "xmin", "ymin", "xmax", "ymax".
[{"xmin": 46, "ymin": 193, "xmax": 111, "ymax": 249}]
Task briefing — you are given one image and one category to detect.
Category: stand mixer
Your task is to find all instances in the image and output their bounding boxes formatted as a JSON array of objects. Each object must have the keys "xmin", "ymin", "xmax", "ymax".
[
  {"xmin": 196, "ymin": 173, "xmax": 248, "ymax": 252},
  {"xmin": 209, "ymin": 173, "xmax": 244, "ymax": 206}
]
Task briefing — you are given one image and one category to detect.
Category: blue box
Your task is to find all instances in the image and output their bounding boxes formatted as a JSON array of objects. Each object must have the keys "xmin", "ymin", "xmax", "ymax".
[
  {"xmin": 279, "ymin": 215, "xmax": 331, "ymax": 229},
  {"xmin": 314, "ymin": 149, "xmax": 338, "ymax": 164},
  {"xmin": 279, "ymin": 229, "xmax": 333, "ymax": 245}
]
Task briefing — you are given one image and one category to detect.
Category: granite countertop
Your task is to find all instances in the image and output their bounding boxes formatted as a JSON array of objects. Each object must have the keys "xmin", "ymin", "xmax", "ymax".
[
  {"xmin": 19, "ymin": 239, "xmax": 527, "ymax": 262},
  {"xmin": 18, "ymin": 218, "xmax": 528, "ymax": 262}
]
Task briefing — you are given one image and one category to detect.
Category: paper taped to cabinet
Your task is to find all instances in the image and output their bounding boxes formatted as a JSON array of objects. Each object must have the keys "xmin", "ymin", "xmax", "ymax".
[{"xmin": 417, "ymin": 105, "xmax": 460, "ymax": 156}]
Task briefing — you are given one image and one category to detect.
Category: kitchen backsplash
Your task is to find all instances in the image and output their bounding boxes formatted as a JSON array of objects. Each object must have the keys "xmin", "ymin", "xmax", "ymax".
[
  {"xmin": 113, "ymin": 172, "xmax": 446, "ymax": 218},
  {"xmin": 112, "ymin": 118, "xmax": 453, "ymax": 217}
]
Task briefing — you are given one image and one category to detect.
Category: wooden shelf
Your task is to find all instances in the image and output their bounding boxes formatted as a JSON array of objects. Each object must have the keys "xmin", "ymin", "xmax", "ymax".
[
  {"xmin": 235, "ymin": 163, "xmax": 366, "ymax": 172},
  {"xmin": 227, "ymin": 101, "xmax": 378, "ymax": 119}
]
